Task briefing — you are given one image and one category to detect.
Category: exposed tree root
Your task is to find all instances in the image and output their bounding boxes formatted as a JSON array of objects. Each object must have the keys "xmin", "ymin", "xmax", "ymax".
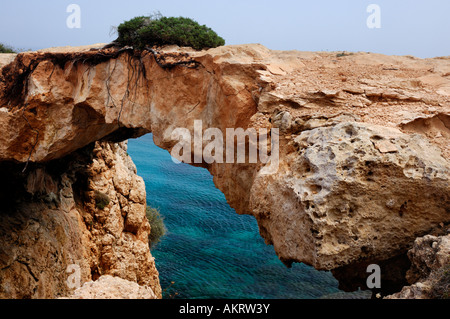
[
  {"xmin": 0, "ymin": 45, "xmax": 201, "ymax": 171},
  {"xmin": 0, "ymin": 48, "xmax": 132, "ymax": 109},
  {"xmin": 21, "ymin": 103, "xmax": 40, "ymax": 173},
  {"xmin": 0, "ymin": 45, "xmax": 200, "ymax": 110}
]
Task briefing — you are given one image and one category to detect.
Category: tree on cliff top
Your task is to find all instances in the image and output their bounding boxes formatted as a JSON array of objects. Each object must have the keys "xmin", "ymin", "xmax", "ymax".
[{"xmin": 116, "ymin": 13, "xmax": 225, "ymax": 51}]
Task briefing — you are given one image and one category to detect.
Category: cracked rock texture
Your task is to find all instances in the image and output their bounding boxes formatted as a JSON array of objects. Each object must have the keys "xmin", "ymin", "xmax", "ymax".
[
  {"xmin": 0, "ymin": 140, "xmax": 161, "ymax": 299},
  {"xmin": 251, "ymin": 121, "xmax": 448, "ymax": 270},
  {"xmin": 0, "ymin": 43, "xmax": 449, "ymax": 298},
  {"xmin": 386, "ymin": 234, "xmax": 450, "ymax": 299},
  {"xmin": 64, "ymin": 275, "xmax": 157, "ymax": 299}
]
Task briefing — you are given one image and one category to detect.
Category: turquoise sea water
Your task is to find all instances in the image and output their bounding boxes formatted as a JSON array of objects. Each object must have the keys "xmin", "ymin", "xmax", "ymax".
[{"xmin": 127, "ymin": 134, "xmax": 343, "ymax": 299}]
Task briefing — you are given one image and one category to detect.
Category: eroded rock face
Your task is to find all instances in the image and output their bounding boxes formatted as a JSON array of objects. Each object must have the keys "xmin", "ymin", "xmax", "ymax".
[
  {"xmin": 0, "ymin": 140, "xmax": 161, "ymax": 299},
  {"xmin": 251, "ymin": 121, "xmax": 449, "ymax": 270},
  {"xmin": 82, "ymin": 141, "xmax": 161, "ymax": 296},
  {"xmin": 64, "ymin": 275, "xmax": 157, "ymax": 299},
  {"xmin": 0, "ymin": 44, "xmax": 449, "ymax": 297},
  {"xmin": 386, "ymin": 234, "xmax": 450, "ymax": 299}
]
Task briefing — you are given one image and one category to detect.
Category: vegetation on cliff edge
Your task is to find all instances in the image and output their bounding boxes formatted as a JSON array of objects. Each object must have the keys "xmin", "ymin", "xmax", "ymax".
[
  {"xmin": 116, "ymin": 13, "xmax": 225, "ymax": 51},
  {"xmin": 94, "ymin": 191, "xmax": 110, "ymax": 210},
  {"xmin": 146, "ymin": 206, "xmax": 167, "ymax": 249},
  {"xmin": 0, "ymin": 43, "xmax": 16, "ymax": 53}
]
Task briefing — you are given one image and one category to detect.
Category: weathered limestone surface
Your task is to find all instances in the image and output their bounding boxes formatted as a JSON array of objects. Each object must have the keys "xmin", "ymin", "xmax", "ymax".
[
  {"xmin": 63, "ymin": 275, "xmax": 157, "ymax": 299},
  {"xmin": 0, "ymin": 44, "xmax": 449, "ymax": 298},
  {"xmin": 386, "ymin": 234, "xmax": 450, "ymax": 299},
  {"xmin": 0, "ymin": 140, "xmax": 161, "ymax": 299}
]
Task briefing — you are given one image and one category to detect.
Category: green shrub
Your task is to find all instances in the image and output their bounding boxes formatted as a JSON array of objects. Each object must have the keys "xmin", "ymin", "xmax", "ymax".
[
  {"xmin": 94, "ymin": 191, "xmax": 110, "ymax": 210},
  {"xmin": 0, "ymin": 43, "xmax": 16, "ymax": 53},
  {"xmin": 336, "ymin": 51, "xmax": 354, "ymax": 58},
  {"xmin": 117, "ymin": 14, "xmax": 225, "ymax": 50},
  {"xmin": 146, "ymin": 206, "xmax": 167, "ymax": 248}
]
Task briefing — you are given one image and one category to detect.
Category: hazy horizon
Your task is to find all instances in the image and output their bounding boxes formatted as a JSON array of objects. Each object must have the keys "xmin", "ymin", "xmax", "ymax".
[{"xmin": 1, "ymin": 0, "xmax": 449, "ymax": 58}]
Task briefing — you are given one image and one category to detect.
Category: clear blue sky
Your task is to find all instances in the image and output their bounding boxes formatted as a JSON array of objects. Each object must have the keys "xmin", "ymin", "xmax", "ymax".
[{"xmin": 0, "ymin": 0, "xmax": 449, "ymax": 58}]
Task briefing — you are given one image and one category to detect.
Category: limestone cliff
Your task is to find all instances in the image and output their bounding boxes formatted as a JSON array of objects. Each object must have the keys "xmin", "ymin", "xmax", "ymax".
[
  {"xmin": 0, "ymin": 139, "xmax": 161, "ymax": 298},
  {"xmin": 386, "ymin": 234, "xmax": 450, "ymax": 299},
  {"xmin": 0, "ymin": 43, "xmax": 449, "ymax": 298}
]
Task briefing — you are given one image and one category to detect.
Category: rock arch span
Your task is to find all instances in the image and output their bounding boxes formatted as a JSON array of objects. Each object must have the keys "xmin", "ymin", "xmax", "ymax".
[{"xmin": 0, "ymin": 44, "xmax": 448, "ymax": 297}]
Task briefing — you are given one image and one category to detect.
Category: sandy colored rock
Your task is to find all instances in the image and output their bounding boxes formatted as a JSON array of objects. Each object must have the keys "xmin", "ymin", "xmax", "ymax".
[
  {"xmin": 0, "ymin": 140, "xmax": 161, "ymax": 299},
  {"xmin": 251, "ymin": 121, "xmax": 448, "ymax": 269},
  {"xmin": 0, "ymin": 44, "xmax": 449, "ymax": 297},
  {"xmin": 386, "ymin": 234, "xmax": 450, "ymax": 299},
  {"xmin": 0, "ymin": 53, "xmax": 16, "ymax": 68},
  {"xmin": 82, "ymin": 141, "xmax": 161, "ymax": 297},
  {"xmin": 374, "ymin": 140, "xmax": 398, "ymax": 153},
  {"xmin": 65, "ymin": 275, "xmax": 157, "ymax": 299}
]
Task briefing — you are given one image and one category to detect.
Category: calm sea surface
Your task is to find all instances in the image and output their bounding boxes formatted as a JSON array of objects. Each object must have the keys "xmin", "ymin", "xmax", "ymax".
[{"xmin": 127, "ymin": 134, "xmax": 344, "ymax": 299}]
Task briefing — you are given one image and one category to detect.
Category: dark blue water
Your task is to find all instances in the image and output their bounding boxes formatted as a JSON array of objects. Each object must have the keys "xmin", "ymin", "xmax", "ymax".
[{"xmin": 127, "ymin": 134, "xmax": 343, "ymax": 299}]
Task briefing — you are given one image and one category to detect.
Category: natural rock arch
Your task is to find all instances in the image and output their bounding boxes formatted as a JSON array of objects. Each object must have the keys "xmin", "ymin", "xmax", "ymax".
[{"xmin": 0, "ymin": 44, "xmax": 449, "ymax": 297}]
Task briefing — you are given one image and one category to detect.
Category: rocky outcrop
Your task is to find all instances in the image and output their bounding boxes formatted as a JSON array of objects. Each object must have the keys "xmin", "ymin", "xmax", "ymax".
[
  {"xmin": 0, "ymin": 44, "xmax": 449, "ymax": 297},
  {"xmin": 386, "ymin": 234, "xmax": 450, "ymax": 299},
  {"xmin": 252, "ymin": 121, "xmax": 448, "ymax": 270},
  {"xmin": 0, "ymin": 139, "xmax": 161, "ymax": 299},
  {"xmin": 81, "ymin": 141, "xmax": 161, "ymax": 296},
  {"xmin": 64, "ymin": 275, "xmax": 157, "ymax": 299}
]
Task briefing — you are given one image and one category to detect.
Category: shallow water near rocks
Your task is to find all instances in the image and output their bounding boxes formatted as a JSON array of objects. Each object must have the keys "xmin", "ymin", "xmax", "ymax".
[{"xmin": 128, "ymin": 134, "xmax": 358, "ymax": 299}]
